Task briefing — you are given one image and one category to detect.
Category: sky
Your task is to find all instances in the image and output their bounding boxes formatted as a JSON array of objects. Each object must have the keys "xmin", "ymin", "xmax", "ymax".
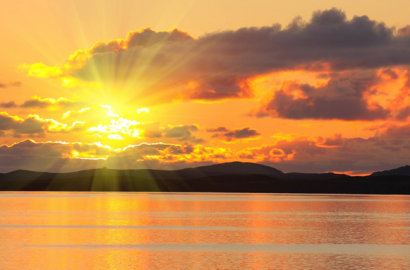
[{"xmin": 1, "ymin": 0, "xmax": 410, "ymax": 174}]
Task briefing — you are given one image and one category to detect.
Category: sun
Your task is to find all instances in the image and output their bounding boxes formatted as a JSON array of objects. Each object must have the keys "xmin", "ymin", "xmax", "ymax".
[{"xmin": 60, "ymin": 102, "xmax": 151, "ymax": 148}]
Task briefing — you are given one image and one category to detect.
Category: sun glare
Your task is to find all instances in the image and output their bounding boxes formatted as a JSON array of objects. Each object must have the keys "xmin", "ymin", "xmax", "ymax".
[
  {"xmin": 137, "ymin": 108, "xmax": 150, "ymax": 114},
  {"xmin": 108, "ymin": 134, "xmax": 123, "ymax": 140}
]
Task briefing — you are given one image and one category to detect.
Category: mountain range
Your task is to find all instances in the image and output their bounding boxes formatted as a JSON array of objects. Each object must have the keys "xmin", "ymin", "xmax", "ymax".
[{"xmin": 0, "ymin": 162, "xmax": 409, "ymax": 194}]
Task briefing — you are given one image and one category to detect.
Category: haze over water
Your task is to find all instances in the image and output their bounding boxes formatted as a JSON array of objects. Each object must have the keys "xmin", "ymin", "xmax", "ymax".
[{"xmin": 1, "ymin": 192, "xmax": 410, "ymax": 269}]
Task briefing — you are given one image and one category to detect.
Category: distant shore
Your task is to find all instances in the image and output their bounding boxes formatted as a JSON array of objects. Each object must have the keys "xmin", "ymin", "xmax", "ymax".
[{"xmin": 1, "ymin": 162, "xmax": 409, "ymax": 194}]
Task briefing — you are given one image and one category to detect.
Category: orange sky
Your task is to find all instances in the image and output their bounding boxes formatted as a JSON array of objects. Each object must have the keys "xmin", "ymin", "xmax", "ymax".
[{"xmin": 1, "ymin": 1, "xmax": 410, "ymax": 174}]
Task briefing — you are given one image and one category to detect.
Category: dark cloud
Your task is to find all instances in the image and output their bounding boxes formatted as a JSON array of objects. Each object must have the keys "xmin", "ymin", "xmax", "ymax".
[
  {"xmin": 28, "ymin": 8, "xmax": 410, "ymax": 104},
  {"xmin": 14, "ymin": 116, "xmax": 47, "ymax": 135},
  {"xmin": 0, "ymin": 112, "xmax": 82, "ymax": 137},
  {"xmin": 164, "ymin": 125, "xmax": 197, "ymax": 138},
  {"xmin": 316, "ymin": 73, "xmax": 329, "ymax": 79},
  {"xmin": 0, "ymin": 138, "xmax": 223, "ymax": 172},
  {"xmin": 3, "ymin": 131, "xmax": 410, "ymax": 174},
  {"xmin": 251, "ymin": 73, "xmax": 390, "ymax": 120},
  {"xmin": 0, "ymin": 140, "xmax": 108, "ymax": 172},
  {"xmin": 141, "ymin": 123, "xmax": 163, "ymax": 138},
  {"xmin": 165, "ymin": 143, "xmax": 194, "ymax": 155},
  {"xmin": 5, "ymin": 140, "xmax": 202, "ymax": 173},
  {"xmin": 8, "ymin": 81, "xmax": 22, "ymax": 87},
  {"xmin": 20, "ymin": 97, "xmax": 80, "ymax": 109},
  {"xmin": 380, "ymin": 68, "xmax": 399, "ymax": 79},
  {"xmin": 311, "ymin": 8, "xmax": 346, "ymax": 25},
  {"xmin": 238, "ymin": 133, "xmax": 410, "ymax": 174},
  {"xmin": 211, "ymin": 127, "xmax": 260, "ymax": 142},
  {"xmin": 0, "ymin": 81, "xmax": 21, "ymax": 88},
  {"xmin": 163, "ymin": 125, "xmax": 204, "ymax": 143},
  {"xmin": 109, "ymin": 143, "xmax": 168, "ymax": 161},
  {"xmin": 184, "ymin": 76, "xmax": 253, "ymax": 101},
  {"xmin": 0, "ymin": 138, "xmax": 227, "ymax": 173},
  {"xmin": 141, "ymin": 123, "xmax": 204, "ymax": 143},
  {"xmin": 207, "ymin": 127, "xmax": 229, "ymax": 132},
  {"xmin": 322, "ymin": 134, "xmax": 344, "ymax": 146},
  {"xmin": 275, "ymin": 139, "xmax": 326, "ymax": 157},
  {"xmin": 238, "ymin": 138, "xmax": 326, "ymax": 165},
  {"xmin": 106, "ymin": 142, "xmax": 211, "ymax": 170},
  {"xmin": 90, "ymin": 28, "xmax": 193, "ymax": 54},
  {"xmin": 0, "ymin": 113, "xmax": 19, "ymax": 131},
  {"xmin": 0, "ymin": 139, "xmax": 208, "ymax": 172},
  {"xmin": 398, "ymin": 25, "xmax": 410, "ymax": 37},
  {"xmin": 0, "ymin": 101, "xmax": 17, "ymax": 108},
  {"xmin": 0, "ymin": 98, "xmax": 82, "ymax": 110},
  {"xmin": 396, "ymin": 106, "xmax": 410, "ymax": 120},
  {"xmin": 384, "ymin": 124, "xmax": 410, "ymax": 137}
]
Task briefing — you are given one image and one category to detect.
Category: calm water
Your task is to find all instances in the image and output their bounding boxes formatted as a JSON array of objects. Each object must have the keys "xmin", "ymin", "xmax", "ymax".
[{"xmin": 0, "ymin": 192, "xmax": 410, "ymax": 269}]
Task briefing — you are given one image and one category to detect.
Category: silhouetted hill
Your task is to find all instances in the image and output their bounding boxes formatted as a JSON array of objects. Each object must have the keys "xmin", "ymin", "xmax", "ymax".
[
  {"xmin": 371, "ymin": 165, "xmax": 410, "ymax": 177},
  {"xmin": 193, "ymin": 162, "xmax": 284, "ymax": 176},
  {"xmin": 0, "ymin": 162, "xmax": 284, "ymax": 182},
  {"xmin": 281, "ymin": 172, "xmax": 348, "ymax": 180},
  {"xmin": 1, "ymin": 162, "xmax": 410, "ymax": 194},
  {"xmin": 0, "ymin": 173, "xmax": 409, "ymax": 194}
]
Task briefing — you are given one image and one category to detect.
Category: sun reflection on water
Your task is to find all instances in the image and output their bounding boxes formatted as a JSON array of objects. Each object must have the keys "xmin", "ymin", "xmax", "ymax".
[{"xmin": 0, "ymin": 192, "xmax": 410, "ymax": 269}]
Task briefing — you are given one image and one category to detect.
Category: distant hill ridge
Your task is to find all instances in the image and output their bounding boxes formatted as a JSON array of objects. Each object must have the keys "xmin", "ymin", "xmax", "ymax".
[
  {"xmin": 193, "ymin": 161, "xmax": 284, "ymax": 176},
  {"xmin": 1, "ymin": 162, "xmax": 410, "ymax": 194},
  {"xmin": 0, "ymin": 162, "xmax": 346, "ymax": 182},
  {"xmin": 0, "ymin": 161, "xmax": 409, "ymax": 182},
  {"xmin": 371, "ymin": 165, "xmax": 410, "ymax": 176}
]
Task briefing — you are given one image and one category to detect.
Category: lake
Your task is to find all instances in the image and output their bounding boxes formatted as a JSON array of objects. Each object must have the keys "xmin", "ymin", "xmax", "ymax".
[{"xmin": 0, "ymin": 192, "xmax": 410, "ymax": 269}]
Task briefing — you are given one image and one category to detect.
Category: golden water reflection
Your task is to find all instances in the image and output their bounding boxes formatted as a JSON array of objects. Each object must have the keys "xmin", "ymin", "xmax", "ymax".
[{"xmin": 0, "ymin": 192, "xmax": 410, "ymax": 269}]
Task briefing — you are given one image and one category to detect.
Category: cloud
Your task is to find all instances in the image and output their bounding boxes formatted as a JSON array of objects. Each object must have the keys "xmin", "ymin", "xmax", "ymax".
[
  {"xmin": 380, "ymin": 68, "xmax": 399, "ymax": 80},
  {"xmin": 165, "ymin": 143, "xmax": 194, "ymax": 155},
  {"xmin": 383, "ymin": 124, "xmax": 410, "ymax": 137},
  {"xmin": 139, "ymin": 122, "xmax": 162, "ymax": 138},
  {"xmin": 137, "ymin": 123, "xmax": 203, "ymax": 142},
  {"xmin": 210, "ymin": 127, "xmax": 260, "ymax": 142},
  {"xmin": 207, "ymin": 127, "xmax": 230, "ymax": 132},
  {"xmin": 0, "ymin": 81, "xmax": 21, "ymax": 88},
  {"xmin": 0, "ymin": 139, "xmax": 204, "ymax": 172},
  {"xmin": 0, "ymin": 112, "xmax": 85, "ymax": 137},
  {"xmin": 21, "ymin": 8, "xmax": 410, "ymax": 105},
  {"xmin": 163, "ymin": 125, "xmax": 204, "ymax": 143},
  {"xmin": 396, "ymin": 106, "xmax": 410, "ymax": 120},
  {"xmin": 0, "ymin": 139, "xmax": 232, "ymax": 173},
  {"xmin": 0, "ymin": 97, "xmax": 83, "ymax": 110},
  {"xmin": 3, "ymin": 129, "xmax": 410, "ymax": 174},
  {"xmin": 20, "ymin": 96, "xmax": 82, "ymax": 109},
  {"xmin": 106, "ymin": 142, "xmax": 232, "ymax": 170},
  {"xmin": 61, "ymin": 106, "xmax": 205, "ymax": 142},
  {"xmin": 236, "ymin": 128, "xmax": 410, "ymax": 174},
  {"xmin": 0, "ymin": 101, "xmax": 17, "ymax": 108},
  {"xmin": 0, "ymin": 139, "xmax": 110, "ymax": 172},
  {"xmin": 398, "ymin": 25, "xmax": 410, "ymax": 36},
  {"xmin": 250, "ymin": 72, "xmax": 392, "ymax": 120},
  {"xmin": 321, "ymin": 133, "xmax": 344, "ymax": 147}
]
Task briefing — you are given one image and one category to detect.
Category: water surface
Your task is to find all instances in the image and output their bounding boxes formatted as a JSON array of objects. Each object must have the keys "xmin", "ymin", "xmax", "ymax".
[{"xmin": 1, "ymin": 192, "xmax": 410, "ymax": 269}]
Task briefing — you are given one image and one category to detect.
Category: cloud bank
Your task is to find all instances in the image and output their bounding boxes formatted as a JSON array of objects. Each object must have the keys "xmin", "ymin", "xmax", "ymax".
[{"xmin": 22, "ymin": 8, "xmax": 410, "ymax": 107}]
